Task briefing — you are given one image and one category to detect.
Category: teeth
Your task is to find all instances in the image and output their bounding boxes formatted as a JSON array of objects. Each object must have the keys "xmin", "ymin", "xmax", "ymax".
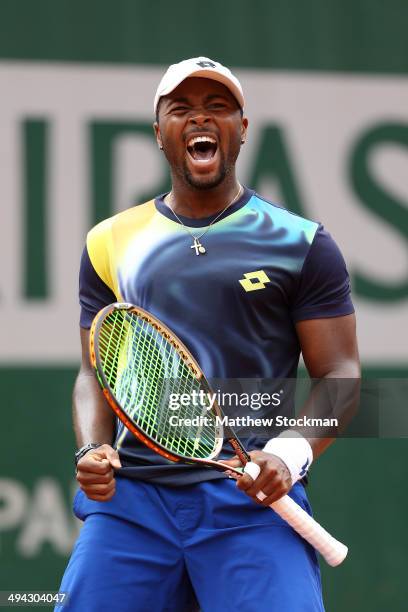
[{"xmin": 187, "ymin": 135, "xmax": 216, "ymax": 147}]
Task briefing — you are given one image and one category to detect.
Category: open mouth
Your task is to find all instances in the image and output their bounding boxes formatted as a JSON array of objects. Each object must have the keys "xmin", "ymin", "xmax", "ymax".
[{"xmin": 186, "ymin": 135, "xmax": 218, "ymax": 162}]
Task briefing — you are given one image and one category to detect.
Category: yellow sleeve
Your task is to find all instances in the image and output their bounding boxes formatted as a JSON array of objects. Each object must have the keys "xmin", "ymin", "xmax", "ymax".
[{"xmin": 86, "ymin": 218, "xmax": 121, "ymax": 299}]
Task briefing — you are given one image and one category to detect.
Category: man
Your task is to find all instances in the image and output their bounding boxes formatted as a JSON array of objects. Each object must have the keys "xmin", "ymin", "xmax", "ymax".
[{"xmin": 57, "ymin": 57, "xmax": 360, "ymax": 611}]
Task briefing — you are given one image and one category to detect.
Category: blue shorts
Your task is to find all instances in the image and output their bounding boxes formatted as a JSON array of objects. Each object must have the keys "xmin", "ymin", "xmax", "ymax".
[{"xmin": 57, "ymin": 477, "xmax": 324, "ymax": 611}]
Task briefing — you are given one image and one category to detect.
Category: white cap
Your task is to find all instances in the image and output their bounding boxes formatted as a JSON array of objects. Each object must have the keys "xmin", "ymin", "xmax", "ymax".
[{"xmin": 154, "ymin": 56, "xmax": 244, "ymax": 114}]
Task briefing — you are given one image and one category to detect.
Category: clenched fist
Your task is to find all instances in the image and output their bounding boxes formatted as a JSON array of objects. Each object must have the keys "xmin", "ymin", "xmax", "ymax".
[{"xmin": 76, "ymin": 444, "xmax": 122, "ymax": 501}]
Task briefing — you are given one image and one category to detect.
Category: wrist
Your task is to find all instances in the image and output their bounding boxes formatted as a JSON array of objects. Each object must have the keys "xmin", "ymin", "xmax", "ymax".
[
  {"xmin": 74, "ymin": 442, "xmax": 102, "ymax": 467},
  {"xmin": 262, "ymin": 430, "xmax": 313, "ymax": 485}
]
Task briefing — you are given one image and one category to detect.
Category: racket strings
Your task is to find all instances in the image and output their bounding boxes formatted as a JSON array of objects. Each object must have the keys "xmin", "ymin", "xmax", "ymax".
[
  {"xmin": 98, "ymin": 309, "xmax": 219, "ymax": 459},
  {"xmin": 99, "ymin": 311, "xmax": 129, "ymax": 386},
  {"xmin": 100, "ymin": 314, "xmax": 164, "ymax": 437},
  {"xmin": 132, "ymin": 318, "xmax": 172, "ymax": 436},
  {"xmin": 127, "ymin": 317, "xmax": 217, "ymax": 457},
  {"xmin": 132, "ymin": 320, "xmax": 216, "ymax": 456}
]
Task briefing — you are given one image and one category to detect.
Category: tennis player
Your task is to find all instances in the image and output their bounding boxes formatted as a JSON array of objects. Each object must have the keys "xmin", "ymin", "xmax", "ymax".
[{"xmin": 57, "ymin": 57, "xmax": 360, "ymax": 611}]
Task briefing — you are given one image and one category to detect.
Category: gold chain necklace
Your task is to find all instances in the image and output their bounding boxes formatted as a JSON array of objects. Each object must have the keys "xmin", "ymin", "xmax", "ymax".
[{"xmin": 166, "ymin": 184, "xmax": 243, "ymax": 255}]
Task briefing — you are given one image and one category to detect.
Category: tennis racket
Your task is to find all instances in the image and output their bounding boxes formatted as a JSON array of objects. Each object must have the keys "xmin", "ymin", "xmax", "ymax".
[{"xmin": 89, "ymin": 302, "xmax": 348, "ymax": 566}]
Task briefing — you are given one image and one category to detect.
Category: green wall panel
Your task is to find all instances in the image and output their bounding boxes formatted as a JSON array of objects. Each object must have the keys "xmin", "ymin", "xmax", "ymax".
[
  {"xmin": 0, "ymin": 0, "xmax": 407, "ymax": 73},
  {"xmin": 0, "ymin": 369, "xmax": 76, "ymax": 592}
]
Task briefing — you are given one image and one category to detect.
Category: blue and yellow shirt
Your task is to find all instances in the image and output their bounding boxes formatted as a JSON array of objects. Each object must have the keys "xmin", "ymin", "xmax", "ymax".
[{"xmin": 79, "ymin": 187, "xmax": 354, "ymax": 484}]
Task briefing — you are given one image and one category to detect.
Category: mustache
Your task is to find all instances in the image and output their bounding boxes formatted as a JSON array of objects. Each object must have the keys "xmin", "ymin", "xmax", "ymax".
[{"xmin": 183, "ymin": 129, "xmax": 218, "ymax": 144}]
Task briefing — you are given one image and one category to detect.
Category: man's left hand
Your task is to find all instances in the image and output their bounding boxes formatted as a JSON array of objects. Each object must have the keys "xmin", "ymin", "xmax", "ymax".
[{"xmin": 220, "ymin": 450, "xmax": 292, "ymax": 505}]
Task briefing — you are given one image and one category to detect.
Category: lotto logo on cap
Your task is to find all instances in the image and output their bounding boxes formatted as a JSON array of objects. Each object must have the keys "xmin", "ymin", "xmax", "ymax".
[{"xmin": 154, "ymin": 56, "xmax": 245, "ymax": 113}]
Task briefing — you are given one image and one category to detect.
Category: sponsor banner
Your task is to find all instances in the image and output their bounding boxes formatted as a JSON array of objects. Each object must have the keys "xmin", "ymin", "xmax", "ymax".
[{"xmin": 0, "ymin": 62, "xmax": 407, "ymax": 364}]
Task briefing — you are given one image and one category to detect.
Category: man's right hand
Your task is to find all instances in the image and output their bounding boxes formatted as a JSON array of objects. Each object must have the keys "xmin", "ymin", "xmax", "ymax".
[{"xmin": 76, "ymin": 444, "xmax": 122, "ymax": 501}]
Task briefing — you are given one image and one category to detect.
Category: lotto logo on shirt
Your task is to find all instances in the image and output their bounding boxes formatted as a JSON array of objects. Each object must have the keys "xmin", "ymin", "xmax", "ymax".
[{"xmin": 239, "ymin": 270, "xmax": 271, "ymax": 292}]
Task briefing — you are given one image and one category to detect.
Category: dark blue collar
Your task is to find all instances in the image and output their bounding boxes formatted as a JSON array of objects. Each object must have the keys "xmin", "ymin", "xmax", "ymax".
[{"xmin": 155, "ymin": 186, "xmax": 254, "ymax": 228}]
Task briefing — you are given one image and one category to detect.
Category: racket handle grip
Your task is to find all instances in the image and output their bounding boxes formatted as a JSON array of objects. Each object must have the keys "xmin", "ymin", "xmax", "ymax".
[{"xmin": 258, "ymin": 492, "xmax": 348, "ymax": 566}]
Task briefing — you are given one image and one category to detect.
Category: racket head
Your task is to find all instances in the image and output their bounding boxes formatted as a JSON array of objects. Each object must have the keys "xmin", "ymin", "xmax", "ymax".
[{"xmin": 89, "ymin": 302, "xmax": 225, "ymax": 467}]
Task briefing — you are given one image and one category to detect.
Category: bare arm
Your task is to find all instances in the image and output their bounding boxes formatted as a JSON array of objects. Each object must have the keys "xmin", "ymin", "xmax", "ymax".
[
  {"xmin": 295, "ymin": 313, "xmax": 360, "ymax": 459},
  {"xmin": 73, "ymin": 328, "xmax": 116, "ymax": 446},
  {"xmin": 74, "ymin": 327, "xmax": 121, "ymax": 501},
  {"xmin": 223, "ymin": 313, "xmax": 360, "ymax": 505}
]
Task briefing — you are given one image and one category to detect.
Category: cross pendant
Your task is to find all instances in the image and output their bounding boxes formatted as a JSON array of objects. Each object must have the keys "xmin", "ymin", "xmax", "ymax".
[{"xmin": 191, "ymin": 238, "xmax": 206, "ymax": 256}]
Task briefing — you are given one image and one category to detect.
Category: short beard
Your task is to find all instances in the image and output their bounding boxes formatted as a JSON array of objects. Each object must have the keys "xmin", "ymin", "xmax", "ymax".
[
  {"xmin": 165, "ymin": 141, "xmax": 241, "ymax": 191},
  {"xmin": 181, "ymin": 149, "xmax": 234, "ymax": 191},
  {"xmin": 183, "ymin": 164, "xmax": 228, "ymax": 190}
]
